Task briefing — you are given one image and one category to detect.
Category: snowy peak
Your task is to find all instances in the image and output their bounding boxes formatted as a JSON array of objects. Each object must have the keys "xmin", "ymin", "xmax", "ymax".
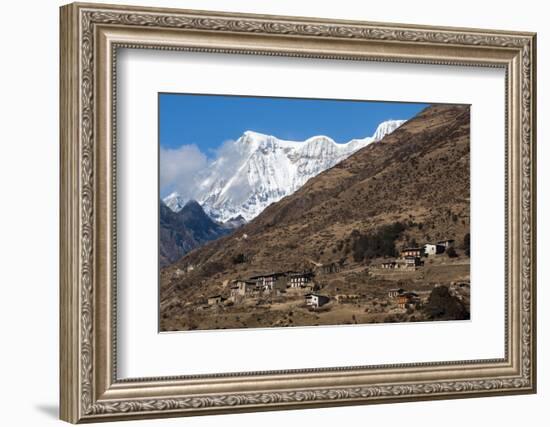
[
  {"xmin": 163, "ymin": 118, "xmax": 407, "ymax": 221},
  {"xmin": 241, "ymin": 130, "xmax": 273, "ymax": 141},
  {"xmin": 371, "ymin": 120, "xmax": 405, "ymax": 141},
  {"xmin": 163, "ymin": 192, "xmax": 186, "ymax": 213}
]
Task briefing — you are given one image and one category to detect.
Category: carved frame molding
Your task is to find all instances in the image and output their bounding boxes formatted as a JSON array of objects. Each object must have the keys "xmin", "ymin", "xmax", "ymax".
[{"xmin": 60, "ymin": 2, "xmax": 536, "ymax": 423}]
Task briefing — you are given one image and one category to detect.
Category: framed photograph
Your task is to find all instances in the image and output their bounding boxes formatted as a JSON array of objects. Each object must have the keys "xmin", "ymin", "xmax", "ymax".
[{"xmin": 60, "ymin": 2, "xmax": 537, "ymax": 423}]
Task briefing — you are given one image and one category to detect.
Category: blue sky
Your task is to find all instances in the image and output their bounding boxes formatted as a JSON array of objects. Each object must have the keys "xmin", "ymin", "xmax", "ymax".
[{"xmin": 159, "ymin": 93, "xmax": 429, "ymax": 153}]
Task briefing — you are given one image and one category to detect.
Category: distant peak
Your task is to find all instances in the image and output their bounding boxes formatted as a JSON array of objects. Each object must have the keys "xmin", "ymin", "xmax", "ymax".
[
  {"xmin": 163, "ymin": 192, "xmax": 187, "ymax": 213},
  {"xmin": 242, "ymin": 130, "xmax": 271, "ymax": 139},
  {"xmin": 243, "ymin": 130, "xmax": 264, "ymax": 136},
  {"xmin": 371, "ymin": 119, "xmax": 406, "ymax": 141},
  {"xmin": 304, "ymin": 135, "xmax": 336, "ymax": 144}
]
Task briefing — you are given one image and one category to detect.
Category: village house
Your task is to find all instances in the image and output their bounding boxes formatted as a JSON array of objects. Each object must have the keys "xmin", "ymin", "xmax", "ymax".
[
  {"xmin": 424, "ymin": 243, "xmax": 446, "ymax": 256},
  {"xmin": 316, "ymin": 262, "xmax": 341, "ymax": 275},
  {"xmin": 396, "ymin": 292, "xmax": 420, "ymax": 309},
  {"xmin": 381, "ymin": 261, "xmax": 397, "ymax": 269},
  {"xmin": 249, "ymin": 272, "xmax": 287, "ymax": 292},
  {"xmin": 305, "ymin": 293, "xmax": 330, "ymax": 309},
  {"xmin": 335, "ymin": 294, "xmax": 361, "ymax": 303},
  {"xmin": 207, "ymin": 295, "xmax": 225, "ymax": 305},
  {"xmin": 400, "ymin": 247, "xmax": 423, "ymax": 258},
  {"xmin": 231, "ymin": 279, "xmax": 257, "ymax": 297},
  {"xmin": 228, "ymin": 286, "xmax": 240, "ymax": 302},
  {"xmin": 388, "ymin": 288, "xmax": 405, "ymax": 298},
  {"xmin": 288, "ymin": 271, "xmax": 315, "ymax": 289},
  {"xmin": 379, "ymin": 256, "xmax": 422, "ymax": 270},
  {"xmin": 396, "ymin": 256, "xmax": 423, "ymax": 270}
]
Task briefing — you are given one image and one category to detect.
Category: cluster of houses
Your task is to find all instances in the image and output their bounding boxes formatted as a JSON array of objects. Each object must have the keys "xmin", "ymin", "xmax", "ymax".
[
  {"xmin": 207, "ymin": 270, "xmax": 331, "ymax": 309},
  {"xmin": 229, "ymin": 270, "xmax": 316, "ymax": 297},
  {"xmin": 386, "ymin": 280, "xmax": 470, "ymax": 312},
  {"xmin": 379, "ymin": 239, "xmax": 455, "ymax": 271}
]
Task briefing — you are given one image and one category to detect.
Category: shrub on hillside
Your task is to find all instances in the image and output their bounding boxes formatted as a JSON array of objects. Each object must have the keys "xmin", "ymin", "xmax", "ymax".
[
  {"xmin": 446, "ymin": 247, "xmax": 458, "ymax": 258},
  {"xmin": 423, "ymin": 286, "xmax": 469, "ymax": 320},
  {"xmin": 351, "ymin": 222, "xmax": 406, "ymax": 262},
  {"xmin": 231, "ymin": 253, "xmax": 247, "ymax": 264}
]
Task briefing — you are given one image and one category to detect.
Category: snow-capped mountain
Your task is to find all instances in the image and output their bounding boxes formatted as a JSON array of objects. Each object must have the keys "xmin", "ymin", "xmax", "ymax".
[
  {"xmin": 163, "ymin": 192, "xmax": 187, "ymax": 213},
  {"xmin": 163, "ymin": 119, "xmax": 405, "ymax": 222},
  {"xmin": 371, "ymin": 119, "xmax": 405, "ymax": 141}
]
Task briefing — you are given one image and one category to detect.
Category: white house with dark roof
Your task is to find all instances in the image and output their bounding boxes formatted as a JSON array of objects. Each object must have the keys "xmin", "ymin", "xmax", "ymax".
[
  {"xmin": 424, "ymin": 243, "xmax": 445, "ymax": 256},
  {"xmin": 305, "ymin": 293, "xmax": 330, "ymax": 309}
]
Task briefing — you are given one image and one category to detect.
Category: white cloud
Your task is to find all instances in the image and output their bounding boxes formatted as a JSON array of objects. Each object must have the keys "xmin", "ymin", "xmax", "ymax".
[
  {"xmin": 210, "ymin": 139, "xmax": 244, "ymax": 171},
  {"xmin": 160, "ymin": 144, "xmax": 208, "ymax": 199}
]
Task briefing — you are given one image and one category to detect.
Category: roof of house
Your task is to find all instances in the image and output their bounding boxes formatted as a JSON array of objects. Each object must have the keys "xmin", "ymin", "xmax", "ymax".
[
  {"xmin": 305, "ymin": 293, "xmax": 329, "ymax": 298},
  {"xmin": 235, "ymin": 279, "xmax": 257, "ymax": 285},
  {"xmin": 289, "ymin": 271, "xmax": 315, "ymax": 278},
  {"xmin": 248, "ymin": 272, "xmax": 286, "ymax": 279},
  {"xmin": 400, "ymin": 292, "xmax": 419, "ymax": 298}
]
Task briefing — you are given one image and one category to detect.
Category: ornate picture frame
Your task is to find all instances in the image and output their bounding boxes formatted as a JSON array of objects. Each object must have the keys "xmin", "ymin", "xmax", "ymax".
[{"xmin": 60, "ymin": 2, "xmax": 536, "ymax": 423}]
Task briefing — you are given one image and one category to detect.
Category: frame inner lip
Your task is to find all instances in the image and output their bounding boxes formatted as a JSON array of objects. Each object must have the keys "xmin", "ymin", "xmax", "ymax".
[{"xmin": 109, "ymin": 42, "xmax": 511, "ymax": 383}]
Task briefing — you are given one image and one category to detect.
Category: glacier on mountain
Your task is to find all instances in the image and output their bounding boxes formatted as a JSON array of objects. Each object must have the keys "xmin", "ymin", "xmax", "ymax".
[{"xmin": 163, "ymin": 119, "xmax": 405, "ymax": 222}]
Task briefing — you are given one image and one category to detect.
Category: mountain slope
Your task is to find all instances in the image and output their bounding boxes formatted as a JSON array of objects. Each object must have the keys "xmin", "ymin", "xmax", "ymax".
[
  {"xmin": 165, "ymin": 119, "xmax": 405, "ymax": 222},
  {"xmin": 161, "ymin": 105, "xmax": 470, "ymax": 310},
  {"xmin": 159, "ymin": 200, "xmax": 233, "ymax": 266}
]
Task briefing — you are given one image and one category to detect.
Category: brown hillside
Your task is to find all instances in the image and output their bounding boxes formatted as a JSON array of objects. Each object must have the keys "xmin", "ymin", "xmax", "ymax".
[{"xmin": 160, "ymin": 104, "xmax": 470, "ymax": 327}]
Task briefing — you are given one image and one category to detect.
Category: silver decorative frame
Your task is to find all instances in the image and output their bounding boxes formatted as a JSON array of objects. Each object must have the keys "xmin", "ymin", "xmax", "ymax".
[{"xmin": 60, "ymin": 2, "xmax": 536, "ymax": 423}]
